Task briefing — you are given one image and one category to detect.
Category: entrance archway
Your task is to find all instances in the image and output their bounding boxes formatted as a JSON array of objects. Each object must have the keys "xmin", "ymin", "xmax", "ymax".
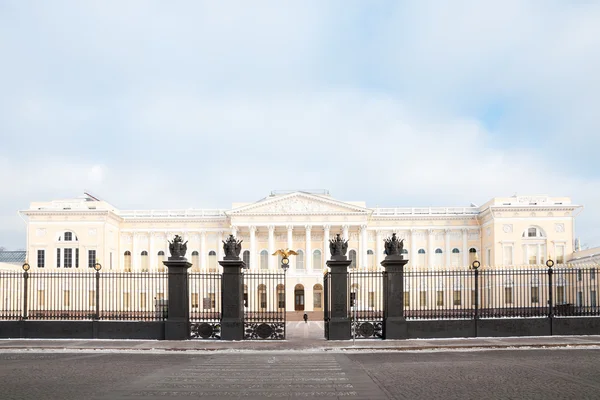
[{"xmin": 294, "ymin": 284, "xmax": 305, "ymax": 311}]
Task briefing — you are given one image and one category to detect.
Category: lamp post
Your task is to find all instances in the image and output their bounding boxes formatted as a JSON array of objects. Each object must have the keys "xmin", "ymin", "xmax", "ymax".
[
  {"xmin": 472, "ymin": 260, "xmax": 481, "ymax": 321},
  {"xmin": 280, "ymin": 254, "xmax": 290, "ymax": 328},
  {"xmin": 94, "ymin": 261, "xmax": 101, "ymax": 320},
  {"xmin": 546, "ymin": 257, "xmax": 555, "ymax": 318},
  {"xmin": 22, "ymin": 261, "xmax": 30, "ymax": 320}
]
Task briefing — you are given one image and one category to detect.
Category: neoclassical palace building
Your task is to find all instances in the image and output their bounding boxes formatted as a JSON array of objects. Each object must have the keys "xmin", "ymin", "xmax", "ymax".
[{"xmin": 19, "ymin": 190, "xmax": 580, "ymax": 312}]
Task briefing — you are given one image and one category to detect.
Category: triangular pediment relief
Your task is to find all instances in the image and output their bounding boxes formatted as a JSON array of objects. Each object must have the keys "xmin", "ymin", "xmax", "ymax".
[{"xmin": 228, "ymin": 192, "xmax": 369, "ymax": 215}]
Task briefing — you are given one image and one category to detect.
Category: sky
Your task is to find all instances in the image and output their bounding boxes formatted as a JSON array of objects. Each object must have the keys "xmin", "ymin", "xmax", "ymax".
[{"xmin": 1, "ymin": 1, "xmax": 599, "ymax": 250}]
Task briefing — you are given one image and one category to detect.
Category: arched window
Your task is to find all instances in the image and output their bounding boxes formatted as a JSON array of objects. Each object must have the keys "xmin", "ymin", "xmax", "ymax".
[
  {"xmin": 208, "ymin": 250, "xmax": 217, "ymax": 272},
  {"xmin": 59, "ymin": 231, "xmax": 78, "ymax": 242},
  {"xmin": 367, "ymin": 249, "xmax": 374, "ymax": 269},
  {"xmin": 313, "ymin": 283, "xmax": 323, "ymax": 310},
  {"xmin": 277, "ymin": 284, "xmax": 285, "ymax": 309},
  {"xmin": 258, "ymin": 284, "xmax": 267, "ymax": 310},
  {"xmin": 192, "ymin": 251, "xmax": 200, "ymax": 272},
  {"xmin": 521, "ymin": 227, "xmax": 546, "ymax": 265},
  {"xmin": 260, "ymin": 250, "xmax": 268, "ymax": 270},
  {"xmin": 417, "ymin": 249, "xmax": 426, "ymax": 267},
  {"xmin": 243, "ymin": 250, "xmax": 250, "ymax": 267},
  {"xmin": 402, "ymin": 248, "xmax": 408, "ymax": 255},
  {"xmin": 124, "ymin": 251, "xmax": 131, "ymax": 272},
  {"xmin": 157, "ymin": 251, "xmax": 165, "ymax": 272},
  {"xmin": 451, "ymin": 248, "xmax": 461, "ymax": 267},
  {"xmin": 296, "ymin": 250, "xmax": 304, "ymax": 271},
  {"xmin": 349, "ymin": 250, "xmax": 357, "ymax": 269},
  {"xmin": 313, "ymin": 249, "xmax": 322, "ymax": 270},
  {"xmin": 469, "ymin": 248, "xmax": 477, "ymax": 265},
  {"xmin": 522, "ymin": 226, "xmax": 545, "ymax": 238},
  {"xmin": 141, "ymin": 251, "xmax": 148, "ymax": 272},
  {"xmin": 435, "ymin": 248, "xmax": 443, "ymax": 254}
]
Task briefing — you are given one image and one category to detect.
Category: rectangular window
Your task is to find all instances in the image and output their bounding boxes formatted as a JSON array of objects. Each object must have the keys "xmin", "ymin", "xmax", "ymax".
[
  {"xmin": 140, "ymin": 293, "xmax": 147, "ymax": 309},
  {"xmin": 88, "ymin": 250, "xmax": 96, "ymax": 268},
  {"xmin": 436, "ymin": 291, "xmax": 444, "ymax": 306},
  {"xmin": 453, "ymin": 290, "xmax": 461, "ymax": 306},
  {"xmin": 38, "ymin": 289, "xmax": 45, "ymax": 307},
  {"xmin": 556, "ymin": 246, "xmax": 565, "ymax": 264},
  {"xmin": 556, "ymin": 286, "xmax": 565, "ymax": 304},
  {"xmin": 63, "ymin": 290, "xmax": 70, "ymax": 307},
  {"xmin": 503, "ymin": 246, "xmax": 513, "ymax": 266},
  {"xmin": 64, "ymin": 248, "xmax": 72, "ymax": 268},
  {"xmin": 57, "ymin": 248, "xmax": 61, "ymax": 268},
  {"xmin": 528, "ymin": 228, "xmax": 536, "ymax": 237},
  {"xmin": 279, "ymin": 292, "xmax": 286, "ymax": 309},
  {"xmin": 191, "ymin": 293, "xmax": 199, "ymax": 308},
  {"xmin": 404, "ymin": 291, "xmax": 410, "ymax": 307},
  {"xmin": 368, "ymin": 292, "xmax": 375, "ymax": 308},
  {"xmin": 123, "ymin": 293, "xmax": 130, "ymax": 309},
  {"xmin": 504, "ymin": 287, "xmax": 513, "ymax": 304},
  {"xmin": 531, "ymin": 287, "xmax": 539, "ymax": 303},
  {"xmin": 420, "ymin": 291, "xmax": 427, "ymax": 307},
  {"xmin": 75, "ymin": 248, "xmax": 79, "ymax": 268},
  {"xmin": 528, "ymin": 245, "xmax": 537, "ymax": 265},
  {"xmin": 37, "ymin": 249, "xmax": 45, "ymax": 268},
  {"xmin": 65, "ymin": 232, "xmax": 72, "ymax": 241},
  {"xmin": 260, "ymin": 293, "xmax": 267, "ymax": 309},
  {"xmin": 89, "ymin": 290, "xmax": 96, "ymax": 307}
]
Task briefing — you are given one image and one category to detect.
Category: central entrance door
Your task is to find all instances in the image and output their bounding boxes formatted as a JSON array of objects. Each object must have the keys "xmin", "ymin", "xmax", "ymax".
[{"xmin": 294, "ymin": 284, "xmax": 305, "ymax": 311}]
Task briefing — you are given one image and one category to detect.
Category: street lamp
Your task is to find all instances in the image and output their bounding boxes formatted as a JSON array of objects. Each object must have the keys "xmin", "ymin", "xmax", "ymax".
[
  {"xmin": 22, "ymin": 262, "xmax": 30, "ymax": 272},
  {"xmin": 471, "ymin": 260, "xmax": 481, "ymax": 270},
  {"xmin": 546, "ymin": 258, "xmax": 555, "ymax": 269},
  {"xmin": 94, "ymin": 261, "xmax": 102, "ymax": 272},
  {"xmin": 280, "ymin": 256, "xmax": 290, "ymax": 272}
]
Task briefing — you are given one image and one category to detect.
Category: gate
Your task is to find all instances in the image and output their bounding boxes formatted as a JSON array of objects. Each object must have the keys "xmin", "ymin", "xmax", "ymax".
[
  {"xmin": 349, "ymin": 271, "xmax": 384, "ymax": 339},
  {"xmin": 189, "ymin": 272, "xmax": 222, "ymax": 339},
  {"xmin": 243, "ymin": 272, "xmax": 286, "ymax": 340},
  {"xmin": 323, "ymin": 272, "xmax": 331, "ymax": 339}
]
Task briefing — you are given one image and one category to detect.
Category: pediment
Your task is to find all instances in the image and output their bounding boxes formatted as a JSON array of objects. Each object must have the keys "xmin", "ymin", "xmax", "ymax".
[{"xmin": 228, "ymin": 193, "xmax": 368, "ymax": 215}]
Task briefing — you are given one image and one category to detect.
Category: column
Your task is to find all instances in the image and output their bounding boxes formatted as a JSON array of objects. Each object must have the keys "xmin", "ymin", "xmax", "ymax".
[
  {"xmin": 323, "ymin": 225, "xmax": 331, "ymax": 265},
  {"xmin": 445, "ymin": 229, "xmax": 451, "ymax": 267},
  {"xmin": 326, "ymin": 256, "xmax": 352, "ymax": 340},
  {"xmin": 268, "ymin": 225, "xmax": 275, "ymax": 270},
  {"xmin": 149, "ymin": 231, "xmax": 155, "ymax": 271},
  {"xmin": 410, "ymin": 229, "xmax": 417, "ymax": 267},
  {"xmin": 376, "ymin": 230, "xmax": 383, "ymax": 266},
  {"xmin": 462, "ymin": 229, "xmax": 469, "ymax": 267},
  {"xmin": 217, "ymin": 230, "xmax": 224, "ymax": 263},
  {"xmin": 305, "ymin": 225, "xmax": 312, "ymax": 272},
  {"xmin": 219, "ymin": 255, "xmax": 245, "ymax": 340},
  {"xmin": 249, "ymin": 226, "xmax": 256, "ymax": 270},
  {"xmin": 287, "ymin": 225, "xmax": 293, "ymax": 250},
  {"xmin": 342, "ymin": 225, "xmax": 349, "ymax": 241},
  {"xmin": 360, "ymin": 225, "xmax": 368, "ymax": 269},
  {"xmin": 231, "ymin": 225, "xmax": 238, "ymax": 237},
  {"xmin": 132, "ymin": 233, "xmax": 138, "ymax": 271},
  {"xmin": 381, "ymin": 247, "xmax": 409, "ymax": 339},
  {"xmin": 200, "ymin": 231, "xmax": 207, "ymax": 271},
  {"xmin": 163, "ymin": 256, "xmax": 192, "ymax": 340},
  {"xmin": 427, "ymin": 229, "xmax": 434, "ymax": 268}
]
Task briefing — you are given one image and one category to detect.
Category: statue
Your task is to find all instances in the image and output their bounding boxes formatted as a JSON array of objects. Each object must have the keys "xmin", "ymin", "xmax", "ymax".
[
  {"xmin": 168, "ymin": 235, "xmax": 188, "ymax": 260},
  {"xmin": 384, "ymin": 233, "xmax": 404, "ymax": 258},
  {"xmin": 272, "ymin": 249, "xmax": 299, "ymax": 258},
  {"xmin": 223, "ymin": 235, "xmax": 243, "ymax": 260},
  {"xmin": 329, "ymin": 233, "xmax": 349, "ymax": 261}
]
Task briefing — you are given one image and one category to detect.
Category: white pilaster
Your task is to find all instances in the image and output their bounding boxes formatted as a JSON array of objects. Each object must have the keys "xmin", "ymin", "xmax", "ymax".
[
  {"xmin": 427, "ymin": 229, "xmax": 434, "ymax": 268},
  {"xmin": 376, "ymin": 230, "xmax": 383, "ymax": 267},
  {"xmin": 342, "ymin": 225, "xmax": 349, "ymax": 241},
  {"xmin": 323, "ymin": 225, "xmax": 330, "ymax": 266},
  {"xmin": 410, "ymin": 229, "xmax": 417, "ymax": 267},
  {"xmin": 231, "ymin": 225, "xmax": 238, "ymax": 238},
  {"xmin": 287, "ymin": 225, "xmax": 293, "ymax": 250},
  {"xmin": 305, "ymin": 225, "xmax": 312, "ymax": 272},
  {"xmin": 268, "ymin": 225, "xmax": 275, "ymax": 270},
  {"xmin": 149, "ymin": 231, "xmax": 155, "ymax": 271},
  {"xmin": 360, "ymin": 225, "xmax": 367, "ymax": 269},
  {"xmin": 462, "ymin": 228, "xmax": 468, "ymax": 268},
  {"xmin": 200, "ymin": 231, "xmax": 207, "ymax": 271},
  {"xmin": 249, "ymin": 226, "xmax": 256, "ymax": 270},
  {"xmin": 132, "ymin": 233, "xmax": 138, "ymax": 271},
  {"xmin": 217, "ymin": 231, "xmax": 224, "ymax": 263},
  {"xmin": 445, "ymin": 229, "xmax": 451, "ymax": 267}
]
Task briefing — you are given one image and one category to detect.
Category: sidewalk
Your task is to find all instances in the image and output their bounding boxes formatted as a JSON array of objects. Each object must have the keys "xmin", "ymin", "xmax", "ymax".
[{"xmin": 1, "ymin": 322, "xmax": 599, "ymax": 353}]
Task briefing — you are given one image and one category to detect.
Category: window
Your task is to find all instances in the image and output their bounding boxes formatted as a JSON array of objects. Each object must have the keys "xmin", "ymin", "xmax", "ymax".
[
  {"xmin": 503, "ymin": 246, "xmax": 513, "ymax": 266},
  {"xmin": 260, "ymin": 250, "xmax": 269, "ymax": 270},
  {"xmin": 556, "ymin": 246, "xmax": 565, "ymax": 264},
  {"xmin": 313, "ymin": 284, "xmax": 323, "ymax": 310},
  {"xmin": 277, "ymin": 284, "xmax": 285, "ymax": 309},
  {"xmin": 243, "ymin": 250, "xmax": 250, "ymax": 267},
  {"xmin": 314, "ymin": 293, "xmax": 322, "ymax": 309},
  {"xmin": 523, "ymin": 226, "xmax": 545, "ymax": 238},
  {"xmin": 592, "ymin": 291, "xmax": 597, "ymax": 308},
  {"xmin": 192, "ymin": 293, "xmax": 199, "ymax": 308},
  {"xmin": 577, "ymin": 291, "xmax": 583, "ymax": 307},
  {"xmin": 57, "ymin": 248, "xmax": 61, "ymax": 268},
  {"xmin": 258, "ymin": 285, "xmax": 267, "ymax": 309},
  {"xmin": 141, "ymin": 251, "xmax": 148, "ymax": 272},
  {"xmin": 418, "ymin": 249, "xmax": 426, "ymax": 267},
  {"xmin": 296, "ymin": 250, "xmax": 304, "ymax": 271},
  {"xmin": 469, "ymin": 248, "xmax": 477, "ymax": 265},
  {"xmin": 531, "ymin": 287, "xmax": 539, "ymax": 303},
  {"xmin": 434, "ymin": 248, "xmax": 443, "ymax": 267},
  {"xmin": 404, "ymin": 291, "xmax": 410, "ymax": 307},
  {"xmin": 75, "ymin": 248, "xmax": 79, "ymax": 268},
  {"xmin": 64, "ymin": 232, "xmax": 72, "ymax": 241},
  {"xmin": 368, "ymin": 292, "xmax": 375, "ymax": 308},
  {"xmin": 505, "ymin": 287, "xmax": 513, "ymax": 304},
  {"xmin": 453, "ymin": 290, "xmax": 461, "ymax": 306},
  {"xmin": 420, "ymin": 291, "xmax": 427, "ymax": 307},
  {"xmin": 157, "ymin": 251, "xmax": 165, "ymax": 272},
  {"xmin": 367, "ymin": 249, "xmax": 374, "ymax": 269},
  {"xmin": 124, "ymin": 251, "xmax": 132, "ymax": 272},
  {"xmin": 435, "ymin": 248, "xmax": 443, "ymax": 253},
  {"xmin": 451, "ymin": 248, "xmax": 460, "ymax": 267},
  {"xmin": 436, "ymin": 290, "xmax": 444, "ymax": 306},
  {"xmin": 349, "ymin": 250, "xmax": 357, "ymax": 269},
  {"xmin": 313, "ymin": 249, "xmax": 322, "ymax": 270},
  {"xmin": 192, "ymin": 251, "xmax": 200, "ymax": 272},
  {"xmin": 37, "ymin": 250, "xmax": 45, "ymax": 268},
  {"xmin": 88, "ymin": 250, "xmax": 96, "ymax": 269},
  {"xmin": 208, "ymin": 250, "xmax": 217, "ymax": 272},
  {"xmin": 64, "ymin": 248, "xmax": 73, "ymax": 268}
]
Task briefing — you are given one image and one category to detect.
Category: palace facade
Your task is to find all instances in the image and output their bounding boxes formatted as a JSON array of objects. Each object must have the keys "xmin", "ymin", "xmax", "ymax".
[{"xmin": 19, "ymin": 190, "xmax": 581, "ymax": 312}]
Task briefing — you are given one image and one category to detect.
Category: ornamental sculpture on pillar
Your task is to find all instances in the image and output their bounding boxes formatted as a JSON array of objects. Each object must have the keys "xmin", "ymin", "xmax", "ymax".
[
  {"xmin": 223, "ymin": 234, "xmax": 243, "ymax": 260},
  {"xmin": 329, "ymin": 233, "xmax": 349, "ymax": 261},
  {"xmin": 384, "ymin": 233, "xmax": 405, "ymax": 260},
  {"xmin": 168, "ymin": 235, "xmax": 188, "ymax": 260}
]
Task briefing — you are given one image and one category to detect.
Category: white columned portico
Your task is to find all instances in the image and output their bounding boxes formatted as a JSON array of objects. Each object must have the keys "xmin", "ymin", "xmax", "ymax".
[
  {"xmin": 445, "ymin": 229, "xmax": 451, "ymax": 267},
  {"xmin": 376, "ymin": 230, "xmax": 383, "ymax": 266},
  {"xmin": 410, "ymin": 229, "xmax": 417, "ymax": 267},
  {"xmin": 323, "ymin": 225, "xmax": 330, "ymax": 265},
  {"xmin": 200, "ymin": 231, "xmax": 207, "ymax": 271},
  {"xmin": 360, "ymin": 225, "xmax": 367, "ymax": 269},
  {"xmin": 427, "ymin": 229, "xmax": 434, "ymax": 268},
  {"xmin": 249, "ymin": 226, "xmax": 256, "ymax": 270},
  {"xmin": 342, "ymin": 225, "xmax": 349, "ymax": 241},
  {"xmin": 462, "ymin": 229, "xmax": 468, "ymax": 267},
  {"xmin": 305, "ymin": 225, "xmax": 312, "ymax": 272},
  {"xmin": 268, "ymin": 225, "xmax": 275, "ymax": 270},
  {"xmin": 287, "ymin": 225, "xmax": 293, "ymax": 250}
]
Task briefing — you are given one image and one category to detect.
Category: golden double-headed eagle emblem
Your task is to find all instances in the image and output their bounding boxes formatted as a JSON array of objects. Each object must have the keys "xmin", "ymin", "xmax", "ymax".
[{"xmin": 272, "ymin": 249, "xmax": 298, "ymax": 258}]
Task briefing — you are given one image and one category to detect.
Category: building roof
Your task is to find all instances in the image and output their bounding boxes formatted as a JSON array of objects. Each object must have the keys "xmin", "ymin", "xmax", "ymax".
[{"xmin": 0, "ymin": 251, "xmax": 27, "ymax": 263}]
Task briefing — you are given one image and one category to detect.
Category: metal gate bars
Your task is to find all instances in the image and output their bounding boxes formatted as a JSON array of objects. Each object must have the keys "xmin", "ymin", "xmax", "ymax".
[{"xmin": 243, "ymin": 272, "xmax": 286, "ymax": 340}]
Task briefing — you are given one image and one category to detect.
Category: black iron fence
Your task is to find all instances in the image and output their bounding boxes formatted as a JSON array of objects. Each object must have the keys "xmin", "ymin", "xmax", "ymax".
[
  {"xmin": 188, "ymin": 272, "xmax": 222, "ymax": 339},
  {"xmin": 242, "ymin": 271, "xmax": 286, "ymax": 339},
  {"xmin": 0, "ymin": 271, "xmax": 168, "ymax": 321},
  {"xmin": 349, "ymin": 271, "xmax": 384, "ymax": 338}
]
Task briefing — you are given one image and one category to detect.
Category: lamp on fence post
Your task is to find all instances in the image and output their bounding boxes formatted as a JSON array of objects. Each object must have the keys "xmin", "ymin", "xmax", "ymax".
[
  {"xmin": 94, "ymin": 261, "xmax": 102, "ymax": 320},
  {"xmin": 471, "ymin": 260, "xmax": 481, "ymax": 322},
  {"xmin": 22, "ymin": 262, "xmax": 30, "ymax": 321},
  {"xmin": 546, "ymin": 257, "xmax": 555, "ymax": 319},
  {"xmin": 279, "ymin": 253, "xmax": 291, "ymax": 328}
]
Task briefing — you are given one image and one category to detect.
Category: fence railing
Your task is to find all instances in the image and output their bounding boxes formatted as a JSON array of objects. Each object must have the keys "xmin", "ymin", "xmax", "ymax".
[
  {"xmin": 349, "ymin": 271, "xmax": 385, "ymax": 339},
  {"xmin": 188, "ymin": 273, "xmax": 221, "ymax": 322},
  {"xmin": 242, "ymin": 271, "xmax": 286, "ymax": 339},
  {"xmin": 0, "ymin": 271, "xmax": 168, "ymax": 321}
]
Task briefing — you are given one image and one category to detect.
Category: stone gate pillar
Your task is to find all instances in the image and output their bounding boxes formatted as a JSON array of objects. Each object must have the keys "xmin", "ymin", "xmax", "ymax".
[
  {"xmin": 326, "ymin": 234, "xmax": 352, "ymax": 340},
  {"xmin": 163, "ymin": 235, "xmax": 192, "ymax": 340},
  {"xmin": 219, "ymin": 235, "xmax": 246, "ymax": 340},
  {"xmin": 381, "ymin": 233, "xmax": 409, "ymax": 339}
]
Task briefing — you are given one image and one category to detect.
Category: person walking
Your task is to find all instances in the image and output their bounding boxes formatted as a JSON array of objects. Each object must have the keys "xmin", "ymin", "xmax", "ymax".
[{"xmin": 303, "ymin": 313, "xmax": 308, "ymax": 323}]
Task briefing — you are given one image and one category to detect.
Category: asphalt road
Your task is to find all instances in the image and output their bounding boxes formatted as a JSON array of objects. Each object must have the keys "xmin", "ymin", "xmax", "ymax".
[{"xmin": 1, "ymin": 349, "xmax": 599, "ymax": 399}]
